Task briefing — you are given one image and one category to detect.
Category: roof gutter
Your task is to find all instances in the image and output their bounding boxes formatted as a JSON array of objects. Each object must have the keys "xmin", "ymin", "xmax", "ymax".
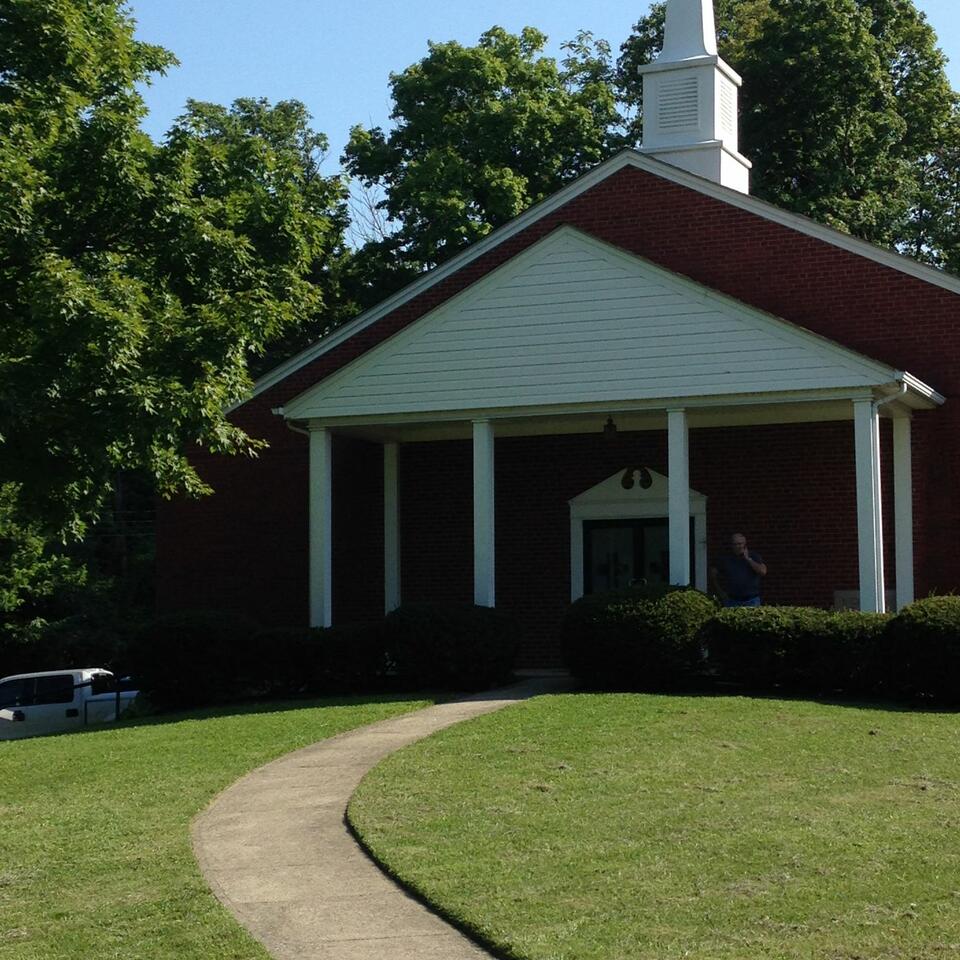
[{"xmin": 273, "ymin": 406, "xmax": 312, "ymax": 437}]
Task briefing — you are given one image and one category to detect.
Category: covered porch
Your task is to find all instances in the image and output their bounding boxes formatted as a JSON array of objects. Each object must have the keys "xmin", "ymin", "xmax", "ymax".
[{"xmin": 288, "ymin": 381, "xmax": 940, "ymax": 644}]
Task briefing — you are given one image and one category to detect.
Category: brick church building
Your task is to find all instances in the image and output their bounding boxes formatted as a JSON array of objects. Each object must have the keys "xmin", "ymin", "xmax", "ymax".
[{"xmin": 157, "ymin": 0, "xmax": 958, "ymax": 665}]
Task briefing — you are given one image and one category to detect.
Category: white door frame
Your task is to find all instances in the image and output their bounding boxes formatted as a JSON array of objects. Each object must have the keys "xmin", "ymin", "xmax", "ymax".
[{"xmin": 569, "ymin": 469, "xmax": 707, "ymax": 601}]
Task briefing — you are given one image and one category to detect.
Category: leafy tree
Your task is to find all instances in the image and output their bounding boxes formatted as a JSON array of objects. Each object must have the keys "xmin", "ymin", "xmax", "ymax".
[
  {"xmin": 0, "ymin": 0, "xmax": 348, "ymax": 626},
  {"xmin": 344, "ymin": 26, "xmax": 620, "ymax": 279},
  {"xmin": 618, "ymin": 0, "xmax": 959, "ymax": 258}
]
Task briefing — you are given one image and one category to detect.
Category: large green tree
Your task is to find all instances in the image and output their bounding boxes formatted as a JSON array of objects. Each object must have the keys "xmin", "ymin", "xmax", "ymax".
[
  {"xmin": 618, "ymin": 0, "xmax": 959, "ymax": 258},
  {"xmin": 343, "ymin": 26, "xmax": 621, "ymax": 280},
  {"xmin": 0, "ymin": 0, "xmax": 347, "ymax": 624}
]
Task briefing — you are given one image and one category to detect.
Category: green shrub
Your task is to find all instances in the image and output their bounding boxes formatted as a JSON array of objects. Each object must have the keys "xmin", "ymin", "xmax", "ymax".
[
  {"xmin": 127, "ymin": 610, "xmax": 260, "ymax": 707},
  {"xmin": 384, "ymin": 604, "xmax": 519, "ymax": 690},
  {"xmin": 246, "ymin": 627, "xmax": 322, "ymax": 697},
  {"xmin": 887, "ymin": 596, "xmax": 960, "ymax": 702},
  {"xmin": 0, "ymin": 610, "xmax": 135, "ymax": 677},
  {"xmin": 249, "ymin": 623, "xmax": 390, "ymax": 697},
  {"xmin": 313, "ymin": 622, "xmax": 391, "ymax": 693},
  {"xmin": 703, "ymin": 606, "xmax": 891, "ymax": 693},
  {"xmin": 562, "ymin": 586, "xmax": 717, "ymax": 690}
]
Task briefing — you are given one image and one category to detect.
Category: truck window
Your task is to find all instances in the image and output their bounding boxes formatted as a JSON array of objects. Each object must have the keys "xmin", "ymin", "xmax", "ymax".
[
  {"xmin": 89, "ymin": 674, "xmax": 116, "ymax": 696},
  {"xmin": 33, "ymin": 675, "xmax": 76, "ymax": 705},
  {"xmin": 0, "ymin": 678, "xmax": 29, "ymax": 707}
]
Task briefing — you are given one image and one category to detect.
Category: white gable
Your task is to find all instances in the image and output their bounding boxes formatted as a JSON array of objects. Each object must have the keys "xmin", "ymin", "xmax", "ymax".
[{"xmin": 284, "ymin": 227, "xmax": 899, "ymax": 421}]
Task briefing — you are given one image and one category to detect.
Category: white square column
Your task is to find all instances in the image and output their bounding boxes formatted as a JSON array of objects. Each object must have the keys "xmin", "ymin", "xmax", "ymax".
[
  {"xmin": 383, "ymin": 441, "xmax": 401, "ymax": 613},
  {"xmin": 473, "ymin": 419, "xmax": 496, "ymax": 607},
  {"xmin": 893, "ymin": 416, "xmax": 914, "ymax": 609},
  {"xmin": 667, "ymin": 408, "xmax": 691, "ymax": 586},
  {"xmin": 853, "ymin": 399, "xmax": 885, "ymax": 612},
  {"xmin": 308, "ymin": 426, "xmax": 333, "ymax": 627}
]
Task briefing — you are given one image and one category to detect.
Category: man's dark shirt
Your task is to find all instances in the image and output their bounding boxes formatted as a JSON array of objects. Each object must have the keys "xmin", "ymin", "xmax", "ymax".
[{"xmin": 715, "ymin": 553, "xmax": 764, "ymax": 600}]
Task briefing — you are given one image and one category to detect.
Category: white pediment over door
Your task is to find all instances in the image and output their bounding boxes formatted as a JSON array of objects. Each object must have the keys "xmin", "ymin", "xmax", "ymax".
[
  {"xmin": 284, "ymin": 225, "xmax": 898, "ymax": 420},
  {"xmin": 568, "ymin": 469, "xmax": 708, "ymax": 598}
]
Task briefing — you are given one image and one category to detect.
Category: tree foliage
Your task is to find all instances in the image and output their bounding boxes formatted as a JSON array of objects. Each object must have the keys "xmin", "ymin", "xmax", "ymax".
[
  {"xmin": 0, "ymin": 10, "xmax": 348, "ymax": 514},
  {"xmin": 343, "ymin": 26, "xmax": 620, "ymax": 278},
  {"xmin": 0, "ymin": 0, "xmax": 347, "ymax": 624},
  {"xmin": 618, "ymin": 0, "xmax": 959, "ymax": 260}
]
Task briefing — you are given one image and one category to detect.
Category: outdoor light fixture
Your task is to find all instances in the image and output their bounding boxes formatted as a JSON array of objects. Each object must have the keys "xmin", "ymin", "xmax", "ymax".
[
  {"xmin": 621, "ymin": 466, "xmax": 654, "ymax": 490},
  {"xmin": 603, "ymin": 416, "xmax": 618, "ymax": 441}
]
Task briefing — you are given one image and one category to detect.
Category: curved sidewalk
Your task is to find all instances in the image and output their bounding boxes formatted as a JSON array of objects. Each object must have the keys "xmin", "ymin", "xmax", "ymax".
[{"xmin": 192, "ymin": 675, "xmax": 568, "ymax": 960}]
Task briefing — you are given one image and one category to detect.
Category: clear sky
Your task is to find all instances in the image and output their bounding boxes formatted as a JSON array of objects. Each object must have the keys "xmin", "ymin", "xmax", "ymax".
[{"xmin": 128, "ymin": 0, "xmax": 960, "ymax": 174}]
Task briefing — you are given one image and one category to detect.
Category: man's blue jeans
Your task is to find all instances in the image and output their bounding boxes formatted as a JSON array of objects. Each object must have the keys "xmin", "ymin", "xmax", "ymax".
[{"xmin": 724, "ymin": 596, "xmax": 761, "ymax": 608}]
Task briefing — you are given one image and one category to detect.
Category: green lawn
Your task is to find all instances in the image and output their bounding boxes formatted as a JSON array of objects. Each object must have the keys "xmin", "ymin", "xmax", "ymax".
[
  {"xmin": 0, "ymin": 696, "xmax": 431, "ymax": 960},
  {"xmin": 349, "ymin": 693, "xmax": 960, "ymax": 960}
]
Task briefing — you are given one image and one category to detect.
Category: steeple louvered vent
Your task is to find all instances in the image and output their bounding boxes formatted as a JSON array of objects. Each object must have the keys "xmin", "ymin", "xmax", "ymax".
[
  {"xmin": 658, "ymin": 76, "xmax": 700, "ymax": 131},
  {"xmin": 639, "ymin": 0, "xmax": 752, "ymax": 193},
  {"xmin": 720, "ymin": 80, "xmax": 736, "ymax": 135}
]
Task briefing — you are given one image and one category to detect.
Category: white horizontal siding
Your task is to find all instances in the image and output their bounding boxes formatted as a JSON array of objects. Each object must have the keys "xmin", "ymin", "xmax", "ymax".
[{"xmin": 286, "ymin": 228, "xmax": 892, "ymax": 420}]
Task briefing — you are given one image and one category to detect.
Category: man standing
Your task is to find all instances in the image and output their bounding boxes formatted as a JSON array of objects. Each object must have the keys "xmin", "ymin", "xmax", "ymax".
[{"xmin": 710, "ymin": 533, "xmax": 768, "ymax": 607}]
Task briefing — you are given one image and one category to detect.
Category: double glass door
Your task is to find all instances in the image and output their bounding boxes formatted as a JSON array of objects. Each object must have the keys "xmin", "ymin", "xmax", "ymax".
[{"xmin": 583, "ymin": 518, "xmax": 695, "ymax": 594}]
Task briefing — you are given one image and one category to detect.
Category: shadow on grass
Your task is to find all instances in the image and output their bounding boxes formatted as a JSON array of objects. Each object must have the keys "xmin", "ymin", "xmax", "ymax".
[
  {"xmin": 118, "ymin": 672, "xmax": 569, "ymax": 731},
  {"xmin": 115, "ymin": 691, "xmax": 438, "ymax": 731}
]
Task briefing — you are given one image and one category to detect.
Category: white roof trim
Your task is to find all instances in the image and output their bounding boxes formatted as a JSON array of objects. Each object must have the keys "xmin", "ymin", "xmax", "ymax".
[{"xmin": 246, "ymin": 149, "xmax": 960, "ymax": 406}]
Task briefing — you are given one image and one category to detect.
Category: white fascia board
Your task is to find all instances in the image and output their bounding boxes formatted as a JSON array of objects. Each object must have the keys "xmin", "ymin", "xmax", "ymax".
[
  {"xmin": 246, "ymin": 149, "xmax": 960, "ymax": 408},
  {"xmin": 297, "ymin": 388, "xmax": 881, "ymax": 431},
  {"xmin": 282, "ymin": 225, "xmax": 908, "ymax": 422}
]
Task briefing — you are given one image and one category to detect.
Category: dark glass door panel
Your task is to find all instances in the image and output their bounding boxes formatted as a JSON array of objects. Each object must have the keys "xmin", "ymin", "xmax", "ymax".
[{"xmin": 583, "ymin": 518, "xmax": 695, "ymax": 595}]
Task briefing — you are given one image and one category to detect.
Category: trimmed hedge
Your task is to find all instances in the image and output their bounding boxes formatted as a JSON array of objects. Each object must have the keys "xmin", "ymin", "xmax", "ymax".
[
  {"xmin": 562, "ymin": 585, "xmax": 717, "ymax": 689},
  {"xmin": 703, "ymin": 606, "xmax": 891, "ymax": 694},
  {"xmin": 309, "ymin": 622, "xmax": 391, "ymax": 693},
  {"xmin": 886, "ymin": 595, "xmax": 960, "ymax": 702},
  {"xmin": 128, "ymin": 614, "xmax": 394, "ymax": 706},
  {"xmin": 0, "ymin": 610, "xmax": 134, "ymax": 677},
  {"xmin": 384, "ymin": 603, "xmax": 519, "ymax": 690},
  {"xmin": 127, "ymin": 610, "xmax": 260, "ymax": 707}
]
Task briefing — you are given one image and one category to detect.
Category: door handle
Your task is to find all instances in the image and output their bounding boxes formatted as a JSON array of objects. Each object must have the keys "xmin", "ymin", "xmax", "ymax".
[{"xmin": 66, "ymin": 708, "xmax": 79, "ymax": 718}]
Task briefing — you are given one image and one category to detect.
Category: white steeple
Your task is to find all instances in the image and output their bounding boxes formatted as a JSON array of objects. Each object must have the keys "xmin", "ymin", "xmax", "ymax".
[
  {"xmin": 661, "ymin": 0, "xmax": 717, "ymax": 60},
  {"xmin": 639, "ymin": 0, "xmax": 751, "ymax": 193}
]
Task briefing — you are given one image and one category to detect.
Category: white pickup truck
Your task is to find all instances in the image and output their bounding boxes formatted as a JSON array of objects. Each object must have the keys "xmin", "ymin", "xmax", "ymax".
[{"xmin": 0, "ymin": 668, "xmax": 139, "ymax": 740}]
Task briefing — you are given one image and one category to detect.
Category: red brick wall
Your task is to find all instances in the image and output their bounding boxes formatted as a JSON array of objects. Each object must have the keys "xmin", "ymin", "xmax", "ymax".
[
  {"xmin": 156, "ymin": 163, "xmax": 960, "ymax": 664},
  {"xmin": 156, "ymin": 431, "xmax": 384, "ymax": 629}
]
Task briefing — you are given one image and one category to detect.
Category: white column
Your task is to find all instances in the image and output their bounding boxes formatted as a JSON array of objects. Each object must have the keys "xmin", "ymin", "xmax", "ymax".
[
  {"xmin": 853, "ymin": 399, "xmax": 885, "ymax": 613},
  {"xmin": 308, "ymin": 426, "xmax": 333, "ymax": 627},
  {"xmin": 383, "ymin": 442, "xmax": 401, "ymax": 614},
  {"xmin": 473, "ymin": 419, "xmax": 495, "ymax": 607},
  {"xmin": 667, "ymin": 408, "xmax": 691, "ymax": 586},
  {"xmin": 893, "ymin": 416, "xmax": 914, "ymax": 609}
]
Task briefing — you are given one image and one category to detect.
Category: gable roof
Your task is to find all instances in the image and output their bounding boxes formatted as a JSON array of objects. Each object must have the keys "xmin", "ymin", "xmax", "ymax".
[
  {"xmin": 250, "ymin": 149, "xmax": 960, "ymax": 407},
  {"xmin": 283, "ymin": 227, "xmax": 931, "ymax": 422}
]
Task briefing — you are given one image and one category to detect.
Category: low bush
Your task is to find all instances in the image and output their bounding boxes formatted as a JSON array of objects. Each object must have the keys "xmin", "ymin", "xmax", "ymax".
[
  {"xmin": 246, "ymin": 627, "xmax": 323, "ymax": 697},
  {"xmin": 886, "ymin": 595, "xmax": 960, "ymax": 702},
  {"xmin": 562, "ymin": 585, "xmax": 717, "ymax": 690},
  {"xmin": 249, "ymin": 623, "xmax": 390, "ymax": 697},
  {"xmin": 703, "ymin": 606, "xmax": 890, "ymax": 693},
  {"xmin": 384, "ymin": 604, "xmax": 519, "ymax": 690},
  {"xmin": 127, "ymin": 610, "xmax": 260, "ymax": 707},
  {"xmin": 0, "ymin": 610, "xmax": 135, "ymax": 677},
  {"xmin": 313, "ymin": 621, "xmax": 391, "ymax": 692}
]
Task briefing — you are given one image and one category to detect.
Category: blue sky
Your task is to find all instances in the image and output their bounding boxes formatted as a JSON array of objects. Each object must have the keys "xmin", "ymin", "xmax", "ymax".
[{"xmin": 129, "ymin": 0, "xmax": 960, "ymax": 174}]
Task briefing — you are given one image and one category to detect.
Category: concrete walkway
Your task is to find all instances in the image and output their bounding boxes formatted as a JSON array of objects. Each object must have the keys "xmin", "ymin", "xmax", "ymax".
[{"xmin": 192, "ymin": 676, "xmax": 568, "ymax": 960}]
